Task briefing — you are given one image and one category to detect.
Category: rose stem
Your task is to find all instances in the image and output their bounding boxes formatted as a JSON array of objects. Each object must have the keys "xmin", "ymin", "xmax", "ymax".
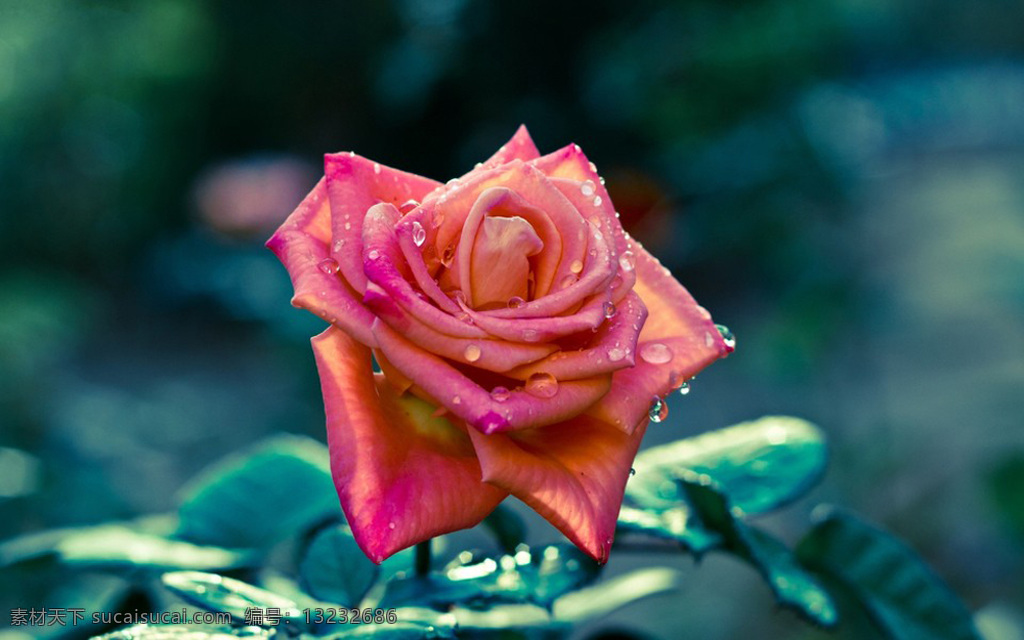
[{"xmin": 415, "ymin": 539, "xmax": 431, "ymax": 577}]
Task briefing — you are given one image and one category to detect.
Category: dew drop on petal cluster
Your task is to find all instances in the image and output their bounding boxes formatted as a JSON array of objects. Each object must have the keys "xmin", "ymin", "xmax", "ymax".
[
  {"xmin": 318, "ymin": 258, "xmax": 339, "ymax": 275},
  {"xmin": 603, "ymin": 301, "xmax": 617, "ymax": 319},
  {"xmin": 411, "ymin": 221, "xmax": 426, "ymax": 247},
  {"xmin": 716, "ymin": 324, "xmax": 736, "ymax": 351},
  {"xmin": 581, "ymin": 180, "xmax": 596, "ymax": 197},
  {"xmin": 618, "ymin": 251, "xmax": 635, "ymax": 272},
  {"xmin": 507, "ymin": 296, "xmax": 525, "ymax": 309},
  {"xmin": 464, "ymin": 344, "xmax": 482, "ymax": 362},
  {"xmin": 648, "ymin": 396, "xmax": 669, "ymax": 423},
  {"xmin": 490, "ymin": 386, "xmax": 511, "ymax": 402},
  {"xmin": 525, "ymin": 372, "xmax": 558, "ymax": 398},
  {"xmin": 639, "ymin": 342, "xmax": 672, "ymax": 365}
]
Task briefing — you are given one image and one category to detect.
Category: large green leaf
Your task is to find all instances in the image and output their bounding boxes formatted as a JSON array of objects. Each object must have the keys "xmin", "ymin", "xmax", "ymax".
[
  {"xmin": 0, "ymin": 524, "xmax": 249, "ymax": 572},
  {"xmin": 382, "ymin": 544, "xmax": 600, "ymax": 610},
  {"xmin": 616, "ymin": 505, "xmax": 723, "ymax": 555},
  {"xmin": 161, "ymin": 571, "xmax": 302, "ymax": 624},
  {"xmin": 628, "ymin": 416, "xmax": 827, "ymax": 515},
  {"xmin": 176, "ymin": 435, "xmax": 340, "ymax": 549},
  {"xmin": 299, "ymin": 524, "xmax": 379, "ymax": 606},
  {"xmin": 796, "ymin": 508, "xmax": 981, "ymax": 640},
  {"xmin": 682, "ymin": 476, "xmax": 838, "ymax": 628}
]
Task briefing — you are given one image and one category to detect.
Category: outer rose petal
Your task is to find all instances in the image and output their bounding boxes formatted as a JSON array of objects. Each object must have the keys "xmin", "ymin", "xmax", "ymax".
[
  {"xmin": 325, "ymin": 152, "xmax": 442, "ymax": 295},
  {"xmin": 266, "ymin": 179, "xmax": 378, "ymax": 347},
  {"xmin": 469, "ymin": 415, "xmax": 648, "ymax": 563},
  {"xmin": 312, "ymin": 327, "xmax": 506, "ymax": 563}
]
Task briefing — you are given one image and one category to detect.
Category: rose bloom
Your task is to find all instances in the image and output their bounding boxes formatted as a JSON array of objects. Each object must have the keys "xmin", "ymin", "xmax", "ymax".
[{"xmin": 268, "ymin": 127, "xmax": 731, "ymax": 563}]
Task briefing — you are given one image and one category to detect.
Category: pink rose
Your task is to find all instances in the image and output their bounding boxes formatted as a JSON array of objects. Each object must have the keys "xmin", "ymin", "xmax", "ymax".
[{"xmin": 268, "ymin": 126, "xmax": 731, "ymax": 563}]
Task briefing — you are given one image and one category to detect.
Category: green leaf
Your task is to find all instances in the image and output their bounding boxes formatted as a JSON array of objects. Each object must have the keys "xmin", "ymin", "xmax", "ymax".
[
  {"xmin": 161, "ymin": 570, "xmax": 302, "ymax": 624},
  {"xmin": 554, "ymin": 567, "xmax": 684, "ymax": 624},
  {"xmin": 176, "ymin": 434, "xmax": 340, "ymax": 549},
  {"xmin": 681, "ymin": 477, "xmax": 838, "ymax": 627},
  {"xmin": 94, "ymin": 624, "xmax": 275, "ymax": 639},
  {"xmin": 986, "ymin": 453, "xmax": 1024, "ymax": 540},
  {"xmin": 300, "ymin": 524, "xmax": 379, "ymax": 606},
  {"xmin": 382, "ymin": 544, "xmax": 600, "ymax": 610},
  {"xmin": 616, "ymin": 505, "xmax": 723, "ymax": 555},
  {"xmin": 481, "ymin": 502, "xmax": 528, "ymax": 553},
  {"xmin": 628, "ymin": 416, "xmax": 827, "ymax": 514},
  {"xmin": 0, "ymin": 524, "xmax": 249, "ymax": 572},
  {"xmin": 796, "ymin": 508, "xmax": 982, "ymax": 640}
]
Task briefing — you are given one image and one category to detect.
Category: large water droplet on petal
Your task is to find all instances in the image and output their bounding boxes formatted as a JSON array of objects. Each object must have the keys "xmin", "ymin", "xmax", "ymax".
[
  {"xmin": 525, "ymin": 372, "xmax": 558, "ymax": 398},
  {"xmin": 522, "ymin": 328, "xmax": 539, "ymax": 342},
  {"xmin": 399, "ymin": 199, "xmax": 419, "ymax": 213},
  {"xmin": 490, "ymin": 386, "xmax": 510, "ymax": 402},
  {"xmin": 607, "ymin": 347, "xmax": 625, "ymax": 362},
  {"xmin": 367, "ymin": 249, "xmax": 381, "ymax": 260},
  {"xmin": 581, "ymin": 180, "xmax": 596, "ymax": 197},
  {"xmin": 569, "ymin": 259, "xmax": 584, "ymax": 274},
  {"xmin": 648, "ymin": 396, "xmax": 668, "ymax": 423},
  {"xmin": 318, "ymin": 258, "xmax": 339, "ymax": 275},
  {"xmin": 716, "ymin": 324, "xmax": 736, "ymax": 351},
  {"xmin": 411, "ymin": 221, "xmax": 426, "ymax": 247},
  {"xmin": 507, "ymin": 296, "xmax": 525, "ymax": 309},
  {"xmin": 603, "ymin": 301, "xmax": 617, "ymax": 319},
  {"xmin": 464, "ymin": 344, "xmax": 482, "ymax": 362},
  {"xmin": 618, "ymin": 251, "xmax": 635, "ymax": 272},
  {"xmin": 593, "ymin": 195, "xmax": 603, "ymax": 207},
  {"xmin": 640, "ymin": 342, "xmax": 673, "ymax": 364}
]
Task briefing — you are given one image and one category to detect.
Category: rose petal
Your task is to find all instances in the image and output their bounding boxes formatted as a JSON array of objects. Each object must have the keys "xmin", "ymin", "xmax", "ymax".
[
  {"xmin": 312, "ymin": 327, "xmax": 506, "ymax": 563},
  {"xmin": 468, "ymin": 215, "xmax": 544, "ymax": 308},
  {"xmin": 477, "ymin": 218, "xmax": 615, "ymax": 320},
  {"xmin": 469, "ymin": 415, "xmax": 648, "ymax": 563},
  {"xmin": 361, "ymin": 203, "xmax": 490, "ymax": 340},
  {"xmin": 455, "ymin": 293, "xmax": 607, "ymax": 344},
  {"xmin": 585, "ymin": 335, "xmax": 725, "ymax": 434},
  {"xmin": 325, "ymin": 152, "xmax": 442, "ymax": 294},
  {"xmin": 365, "ymin": 284, "xmax": 557, "ymax": 373},
  {"xmin": 505, "ymin": 291, "xmax": 648, "ymax": 381},
  {"xmin": 372, "ymin": 320, "xmax": 612, "ymax": 434},
  {"xmin": 267, "ymin": 179, "xmax": 379, "ymax": 347}
]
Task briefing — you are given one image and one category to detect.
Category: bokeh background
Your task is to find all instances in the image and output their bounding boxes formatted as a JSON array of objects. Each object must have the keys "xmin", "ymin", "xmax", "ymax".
[{"xmin": 1, "ymin": 1, "xmax": 1023, "ymax": 638}]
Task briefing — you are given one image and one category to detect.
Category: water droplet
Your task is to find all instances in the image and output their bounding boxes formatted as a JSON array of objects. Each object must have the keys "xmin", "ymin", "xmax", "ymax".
[
  {"xmin": 441, "ymin": 244, "xmax": 456, "ymax": 267},
  {"xmin": 716, "ymin": 324, "xmax": 736, "ymax": 351},
  {"xmin": 318, "ymin": 258, "xmax": 339, "ymax": 275},
  {"xmin": 599, "ymin": 176, "xmax": 606, "ymax": 185},
  {"xmin": 603, "ymin": 301, "xmax": 617, "ymax": 319},
  {"xmin": 569, "ymin": 259, "xmax": 584, "ymax": 274},
  {"xmin": 507, "ymin": 296, "xmax": 525, "ymax": 309},
  {"xmin": 333, "ymin": 240, "xmax": 345, "ymax": 252},
  {"xmin": 453, "ymin": 395, "xmax": 461, "ymax": 405},
  {"xmin": 367, "ymin": 249, "xmax": 380, "ymax": 260},
  {"xmin": 648, "ymin": 396, "xmax": 668, "ymax": 423},
  {"xmin": 446, "ymin": 177, "xmax": 461, "ymax": 187},
  {"xmin": 490, "ymin": 386, "xmax": 510, "ymax": 402},
  {"xmin": 464, "ymin": 344, "xmax": 482, "ymax": 362},
  {"xmin": 399, "ymin": 199, "xmax": 419, "ymax": 213},
  {"xmin": 560, "ymin": 274, "xmax": 576, "ymax": 289},
  {"xmin": 678, "ymin": 381, "xmax": 691, "ymax": 396},
  {"xmin": 581, "ymin": 180, "xmax": 596, "ymax": 197},
  {"xmin": 640, "ymin": 342, "xmax": 673, "ymax": 364},
  {"xmin": 607, "ymin": 347, "xmax": 625, "ymax": 362},
  {"xmin": 344, "ymin": 221, "xmax": 352, "ymax": 231},
  {"xmin": 618, "ymin": 250, "xmax": 635, "ymax": 272},
  {"xmin": 525, "ymin": 372, "xmax": 558, "ymax": 398},
  {"xmin": 697, "ymin": 305, "xmax": 712, "ymax": 320},
  {"xmin": 588, "ymin": 161, "xmax": 598, "ymax": 172},
  {"xmin": 629, "ymin": 467, "xmax": 636, "ymax": 476},
  {"xmin": 522, "ymin": 328, "xmax": 539, "ymax": 342},
  {"xmin": 593, "ymin": 195, "xmax": 603, "ymax": 207},
  {"xmin": 411, "ymin": 221, "xmax": 426, "ymax": 247},
  {"xmin": 704, "ymin": 331, "xmax": 714, "ymax": 348},
  {"xmin": 373, "ymin": 162, "xmax": 381, "ymax": 174},
  {"xmin": 388, "ymin": 521, "xmax": 396, "ymax": 529}
]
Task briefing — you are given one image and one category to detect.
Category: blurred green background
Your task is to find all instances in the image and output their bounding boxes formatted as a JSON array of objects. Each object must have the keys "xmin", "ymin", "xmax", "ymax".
[{"xmin": 1, "ymin": 0, "xmax": 1022, "ymax": 638}]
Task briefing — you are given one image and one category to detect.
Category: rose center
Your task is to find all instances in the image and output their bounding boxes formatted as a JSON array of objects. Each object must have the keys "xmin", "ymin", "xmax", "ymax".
[{"xmin": 466, "ymin": 214, "xmax": 543, "ymax": 309}]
